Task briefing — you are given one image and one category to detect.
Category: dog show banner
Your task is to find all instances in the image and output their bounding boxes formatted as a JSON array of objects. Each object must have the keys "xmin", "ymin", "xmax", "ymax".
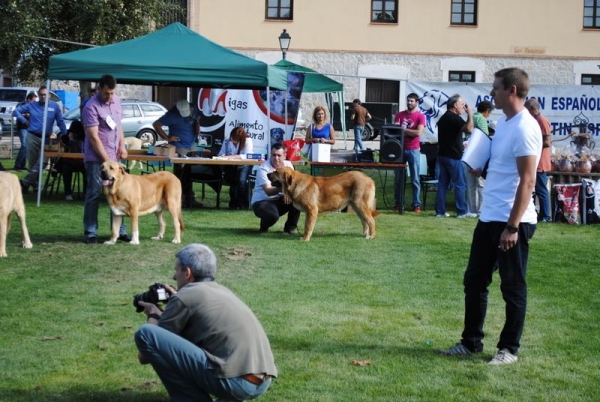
[
  {"xmin": 408, "ymin": 81, "xmax": 600, "ymax": 144},
  {"xmin": 193, "ymin": 72, "xmax": 305, "ymax": 154}
]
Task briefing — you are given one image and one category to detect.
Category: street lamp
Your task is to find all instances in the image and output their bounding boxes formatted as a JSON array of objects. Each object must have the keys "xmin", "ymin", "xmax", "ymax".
[{"xmin": 278, "ymin": 29, "xmax": 291, "ymax": 60}]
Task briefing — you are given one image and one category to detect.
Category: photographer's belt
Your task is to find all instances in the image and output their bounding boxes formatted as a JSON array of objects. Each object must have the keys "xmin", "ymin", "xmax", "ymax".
[{"xmin": 242, "ymin": 373, "xmax": 271, "ymax": 385}]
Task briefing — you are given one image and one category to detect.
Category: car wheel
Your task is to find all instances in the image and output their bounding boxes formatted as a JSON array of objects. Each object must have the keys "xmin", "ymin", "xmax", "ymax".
[
  {"xmin": 137, "ymin": 129, "xmax": 157, "ymax": 145},
  {"xmin": 361, "ymin": 126, "xmax": 372, "ymax": 142}
]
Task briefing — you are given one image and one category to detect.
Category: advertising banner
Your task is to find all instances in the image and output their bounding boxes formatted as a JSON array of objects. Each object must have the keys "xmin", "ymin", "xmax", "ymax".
[
  {"xmin": 407, "ymin": 81, "xmax": 600, "ymax": 143},
  {"xmin": 193, "ymin": 72, "xmax": 304, "ymax": 155}
]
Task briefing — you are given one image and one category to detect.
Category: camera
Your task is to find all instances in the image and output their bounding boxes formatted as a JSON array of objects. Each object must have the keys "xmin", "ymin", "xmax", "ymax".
[{"xmin": 133, "ymin": 283, "xmax": 171, "ymax": 313}]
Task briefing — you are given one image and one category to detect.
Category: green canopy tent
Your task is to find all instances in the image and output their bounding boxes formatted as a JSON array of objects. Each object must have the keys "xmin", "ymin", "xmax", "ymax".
[
  {"xmin": 34, "ymin": 23, "xmax": 294, "ymax": 205},
  {"xmin": 273, "ymin": 60, "xmax": 347, "ymax": 144},
  {"xmin": 48, "ymin": 22, "xmax": 288, "ymax": 89}
]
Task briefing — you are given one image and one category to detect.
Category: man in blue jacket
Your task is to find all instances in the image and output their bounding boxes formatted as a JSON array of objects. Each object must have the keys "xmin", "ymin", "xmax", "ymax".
[{"xmin": 13, "ymin": 85, "xmax": 67, "ymax": 192}]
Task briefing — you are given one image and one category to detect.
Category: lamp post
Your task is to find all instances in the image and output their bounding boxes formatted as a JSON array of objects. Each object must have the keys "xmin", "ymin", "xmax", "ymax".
[{"xmin": 278, "ymin": 29, "xmax": 291, "ymax": 60}]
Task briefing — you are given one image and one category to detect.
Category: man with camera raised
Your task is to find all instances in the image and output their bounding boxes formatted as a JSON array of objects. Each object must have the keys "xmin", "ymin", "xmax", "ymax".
[{"xmin": 134, "ymin": 243, "xmax": 277, "ymax": 402}]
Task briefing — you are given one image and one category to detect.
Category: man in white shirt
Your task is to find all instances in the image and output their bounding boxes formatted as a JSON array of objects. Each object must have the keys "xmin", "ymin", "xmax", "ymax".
[
  {"xmin": 437, "ymin": 68, "xmax": 542, "ymax": 365},
  {"xmin": 251, "ymin": 143, "xmax": 301, "ymax": 234}
]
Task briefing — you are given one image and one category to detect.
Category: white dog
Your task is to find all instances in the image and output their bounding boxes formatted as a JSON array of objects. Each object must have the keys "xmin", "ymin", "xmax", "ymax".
[
  {"xmin": 0, "ymin": 172, "xmax": 33, "ymax": 257},
  {"xmin": 124, "ymin": 137, "xmax": 146, "ymax": 170}
]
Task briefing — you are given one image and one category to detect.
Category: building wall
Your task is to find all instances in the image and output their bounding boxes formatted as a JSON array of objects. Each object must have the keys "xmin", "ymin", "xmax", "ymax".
[
  {"xmin": 191, "ymin": 0, "xmax": 600, "ymax": 58},
  {"xmin": 189, "ymin": 1, "xmax": 600, "ymax": 128}
]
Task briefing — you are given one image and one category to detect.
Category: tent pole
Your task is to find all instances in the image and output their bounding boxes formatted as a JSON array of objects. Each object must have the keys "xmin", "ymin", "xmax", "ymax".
[
  {"xmin": 338, "ymin": 91, "xmax": 347, "ymax": 149},
  {"xmin": 37, "ymin": 79, "xmax": 51, "ymax": 207},
  {"xmin": 267, "ymin": 87, "xmax": 271, "ymax": 154}
]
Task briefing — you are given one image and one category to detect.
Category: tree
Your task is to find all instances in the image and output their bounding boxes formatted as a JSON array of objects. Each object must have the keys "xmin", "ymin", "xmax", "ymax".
[{"xmin": 0, "ymin": 0, "xmax": 184, "ymax": 84}]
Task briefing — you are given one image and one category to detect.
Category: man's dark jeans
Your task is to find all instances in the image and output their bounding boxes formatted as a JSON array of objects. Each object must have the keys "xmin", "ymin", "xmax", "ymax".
[{"xmin": 461, "ymin": 221, "xmax": 536, "ymax": 355}]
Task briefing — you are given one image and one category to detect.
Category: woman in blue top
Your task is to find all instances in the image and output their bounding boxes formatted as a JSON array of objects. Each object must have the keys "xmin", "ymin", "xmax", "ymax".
[
  {"xmin": 305, "ymin": 106, "xmax": 335, "ymax": 160},
  {"xmin": 218, "ymin": 127, "xmax": 254, "ymax": 209}
]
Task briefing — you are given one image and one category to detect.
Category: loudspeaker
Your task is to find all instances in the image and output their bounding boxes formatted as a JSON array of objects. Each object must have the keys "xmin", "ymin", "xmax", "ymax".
[{"xmin": 380, "ymin": 125, "xmax": 404, "ymax": 163}]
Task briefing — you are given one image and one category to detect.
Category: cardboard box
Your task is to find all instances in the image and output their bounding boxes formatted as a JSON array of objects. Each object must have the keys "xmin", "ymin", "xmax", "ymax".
[
  {"xmin": 153, "ymin": 144, "xmax": 176, "ymax": 158},
  {"xmin": 311, "ymin": 143, "xmax": 331, "ymax": 162}
]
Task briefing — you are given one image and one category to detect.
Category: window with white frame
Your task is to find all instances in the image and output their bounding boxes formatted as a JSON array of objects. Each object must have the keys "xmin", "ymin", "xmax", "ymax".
[
  {"xmin": 581, "ymin": 74, "xmax": 600, "ymax": 85},
  {"xmin": 449, "ymin": 71, "xmax": 475, "ymax": 82}
]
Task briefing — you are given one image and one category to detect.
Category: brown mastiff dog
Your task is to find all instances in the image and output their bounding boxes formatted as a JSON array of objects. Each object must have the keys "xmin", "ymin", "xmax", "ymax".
[
  {"xmin": 0, "ymin": 172, "xmax": 33, "ymax": 257},
  {"xmin": 101, "ymin": 161, "xmax": 184, "ymax": 245},
  {"xmin": 268, "ymin": 167, "xmax": 379, "ymax": 241}
]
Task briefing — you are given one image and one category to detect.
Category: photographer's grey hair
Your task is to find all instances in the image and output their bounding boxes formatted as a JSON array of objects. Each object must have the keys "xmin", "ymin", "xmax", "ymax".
[{"xmin": 176, "ymin": 244, "xmax": 217, "ymax": 281}]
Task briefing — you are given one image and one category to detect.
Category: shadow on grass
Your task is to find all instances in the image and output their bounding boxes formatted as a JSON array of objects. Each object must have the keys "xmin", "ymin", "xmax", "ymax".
[
  {"xmin": 269, "ymin": 335, "xmax": 494, "ymax": 364},
  {"xmin": 0, "ymin": 388, "xmax": 168, "ymax": 402}
]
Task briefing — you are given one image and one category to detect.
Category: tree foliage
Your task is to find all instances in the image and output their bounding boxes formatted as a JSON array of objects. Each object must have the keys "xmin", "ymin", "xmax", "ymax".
[{"xmin": 0, "ymin": 0, "xmax": 184, "ymax": 84}]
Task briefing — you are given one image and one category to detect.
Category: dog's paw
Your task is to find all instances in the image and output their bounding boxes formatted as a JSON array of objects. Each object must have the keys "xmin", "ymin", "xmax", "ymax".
[
  {"xmin": 104, "ymin": 240, "xmax": 117, "ymax": 245},
  {"xmin": 150, "ymin": 235, "xmax": 163, "ymax": 241},
  {"xmin": 22, "ymin": 241, "xmax": 33, "ymax": 249},
  {"xmin": 0, "ymin": 252, "xmax": 7, "ymax": 258},
  {"xmin": 129, "ymin": 240, "xmax": 140, "ymax": 245},
  {"xmin": 171, "ymin": 239, "xmax": 181, "ymax": 244}
]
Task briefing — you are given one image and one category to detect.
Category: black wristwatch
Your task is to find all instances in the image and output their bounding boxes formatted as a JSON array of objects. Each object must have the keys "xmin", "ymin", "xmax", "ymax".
[
  {"xmin": 506, "ymin": 224, "xmax": 519, "ymax": 234},
  {"xmin": 147, "ymin": 313, "xmax": 161, "ymax": 321}
]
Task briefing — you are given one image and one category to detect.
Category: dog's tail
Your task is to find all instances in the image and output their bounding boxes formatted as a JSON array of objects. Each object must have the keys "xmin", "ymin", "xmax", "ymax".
[{"xmin": 372, "ymin": 210, "xmax": 380, "ymax": 218}]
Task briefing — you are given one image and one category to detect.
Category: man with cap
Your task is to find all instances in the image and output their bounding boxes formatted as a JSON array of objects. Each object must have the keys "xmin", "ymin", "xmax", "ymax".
[
  {"xmin": 153, "ymin": 100, "xmax": 201, "ymax": 208},
  {"xmin": 153, "ymin": 99, "xmax": 199, "ymax": 157}
]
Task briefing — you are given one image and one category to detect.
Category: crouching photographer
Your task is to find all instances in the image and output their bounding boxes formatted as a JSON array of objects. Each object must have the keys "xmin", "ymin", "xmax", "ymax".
[{"xmin": 134, "ymin": 243, "xmax": 277, "ymax": 402}]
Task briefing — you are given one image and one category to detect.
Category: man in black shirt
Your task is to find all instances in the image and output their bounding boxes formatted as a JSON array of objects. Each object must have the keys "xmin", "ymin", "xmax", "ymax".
[{"xmin": 435, "ymin": 94, "xmax": 473, "ymax": 218}]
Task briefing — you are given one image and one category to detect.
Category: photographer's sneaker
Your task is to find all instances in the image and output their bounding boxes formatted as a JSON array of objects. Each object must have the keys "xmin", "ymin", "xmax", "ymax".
[{"xmin": 489, "ymin": 349, "xmax": 518, "ymax": 365}]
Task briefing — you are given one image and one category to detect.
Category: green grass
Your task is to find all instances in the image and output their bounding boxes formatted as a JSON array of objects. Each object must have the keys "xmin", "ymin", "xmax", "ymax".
[{"xmin": 1, "ymin": 158, "xmax": 598, "ymax": 402}]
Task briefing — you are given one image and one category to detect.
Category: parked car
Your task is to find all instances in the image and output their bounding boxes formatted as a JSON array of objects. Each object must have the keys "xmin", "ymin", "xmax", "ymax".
[
  {"xmin": 0, "ymin": 87, "xmax": 63, "ymax": 139},
  {"xmin": 53, "ymin": 99, "xmax": 168, "ymax": 145}
]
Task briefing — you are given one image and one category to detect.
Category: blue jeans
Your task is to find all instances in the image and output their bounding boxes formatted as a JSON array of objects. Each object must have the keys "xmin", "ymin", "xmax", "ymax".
[
  {"xmin": 353, "ymin": 126, "xmax": 365, "ymax": 151},
  {"xmin": 535, "ymin": 172, "xmax": 551, "ymax": 222},
  {"xmin": 135, "ymin": 325, "xmax": 271, "ymax": 402},
  {"xmin": 15, "ymin": 129, "xmax": 28, "ymax": 169},
  {"xmin": 461, "ymin": 221, "xmax": 536, "ymax": 355},
  {"xmin": 395, "ymin": 149, "xmax": 421, "ymax": 208},
  {"xmin": 435, "ymin": 156, "xmax": 467, "ymax": 216},
  {"xmin": 83, "ymin": 161, "xmax": 126, "ymax": 239}
]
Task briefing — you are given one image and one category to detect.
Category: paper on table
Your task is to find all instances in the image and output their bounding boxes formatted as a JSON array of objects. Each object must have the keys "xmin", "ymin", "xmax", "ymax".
[{"xmin": 462, "ymin": 128, "xmax": 491, "ymax": 171}]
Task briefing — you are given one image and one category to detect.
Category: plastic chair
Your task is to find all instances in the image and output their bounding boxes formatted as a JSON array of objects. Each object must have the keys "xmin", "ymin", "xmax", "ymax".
[{"xmin": 419, "ymin": 153, "xmax": 438, "ymax": 209}]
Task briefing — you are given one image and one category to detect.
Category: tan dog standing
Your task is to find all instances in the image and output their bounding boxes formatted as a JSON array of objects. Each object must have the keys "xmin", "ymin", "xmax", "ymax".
[
  {"xmin": 268, "ymin": 167, "xmax": 379, "ymax": 241},
  {"xmin": 0, "ymin": 172, "xmax": 33, "ymax": 257},
  {"xmin": 100, "ymin": 161, "xmax": 184, "ymax": 245}
]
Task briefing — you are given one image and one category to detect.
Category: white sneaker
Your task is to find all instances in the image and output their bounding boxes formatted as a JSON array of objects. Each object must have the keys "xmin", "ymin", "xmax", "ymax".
[
  {"xmin": 65, "ymin": 195, "xmax": 74, "ymax": 201},
  {"xmin": 457, "ymin": 213, "xmax": 478, "ymax": 218},
  {"xmin": 488, "ymin": 349, "xmax": 518, "ymax": 365},
  {"xmin": 435, "ymin": 213, "xmax": 450, "ymax": 218}
]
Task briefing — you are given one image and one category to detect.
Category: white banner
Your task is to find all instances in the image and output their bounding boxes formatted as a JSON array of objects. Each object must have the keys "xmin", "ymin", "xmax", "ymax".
[
  {"xmin": 193, "ymin": 72, "xmax": 304, "ymax": 154},
  {"xmin": 407, "ymin": 81, "xmax": 600, "ymax": 144}
]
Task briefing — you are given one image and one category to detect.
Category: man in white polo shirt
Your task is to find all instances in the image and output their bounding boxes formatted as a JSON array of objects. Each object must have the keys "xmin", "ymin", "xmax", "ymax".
[{"xmin": 438, "ymin": 67, "xmax": 542, "ymax": 365}]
